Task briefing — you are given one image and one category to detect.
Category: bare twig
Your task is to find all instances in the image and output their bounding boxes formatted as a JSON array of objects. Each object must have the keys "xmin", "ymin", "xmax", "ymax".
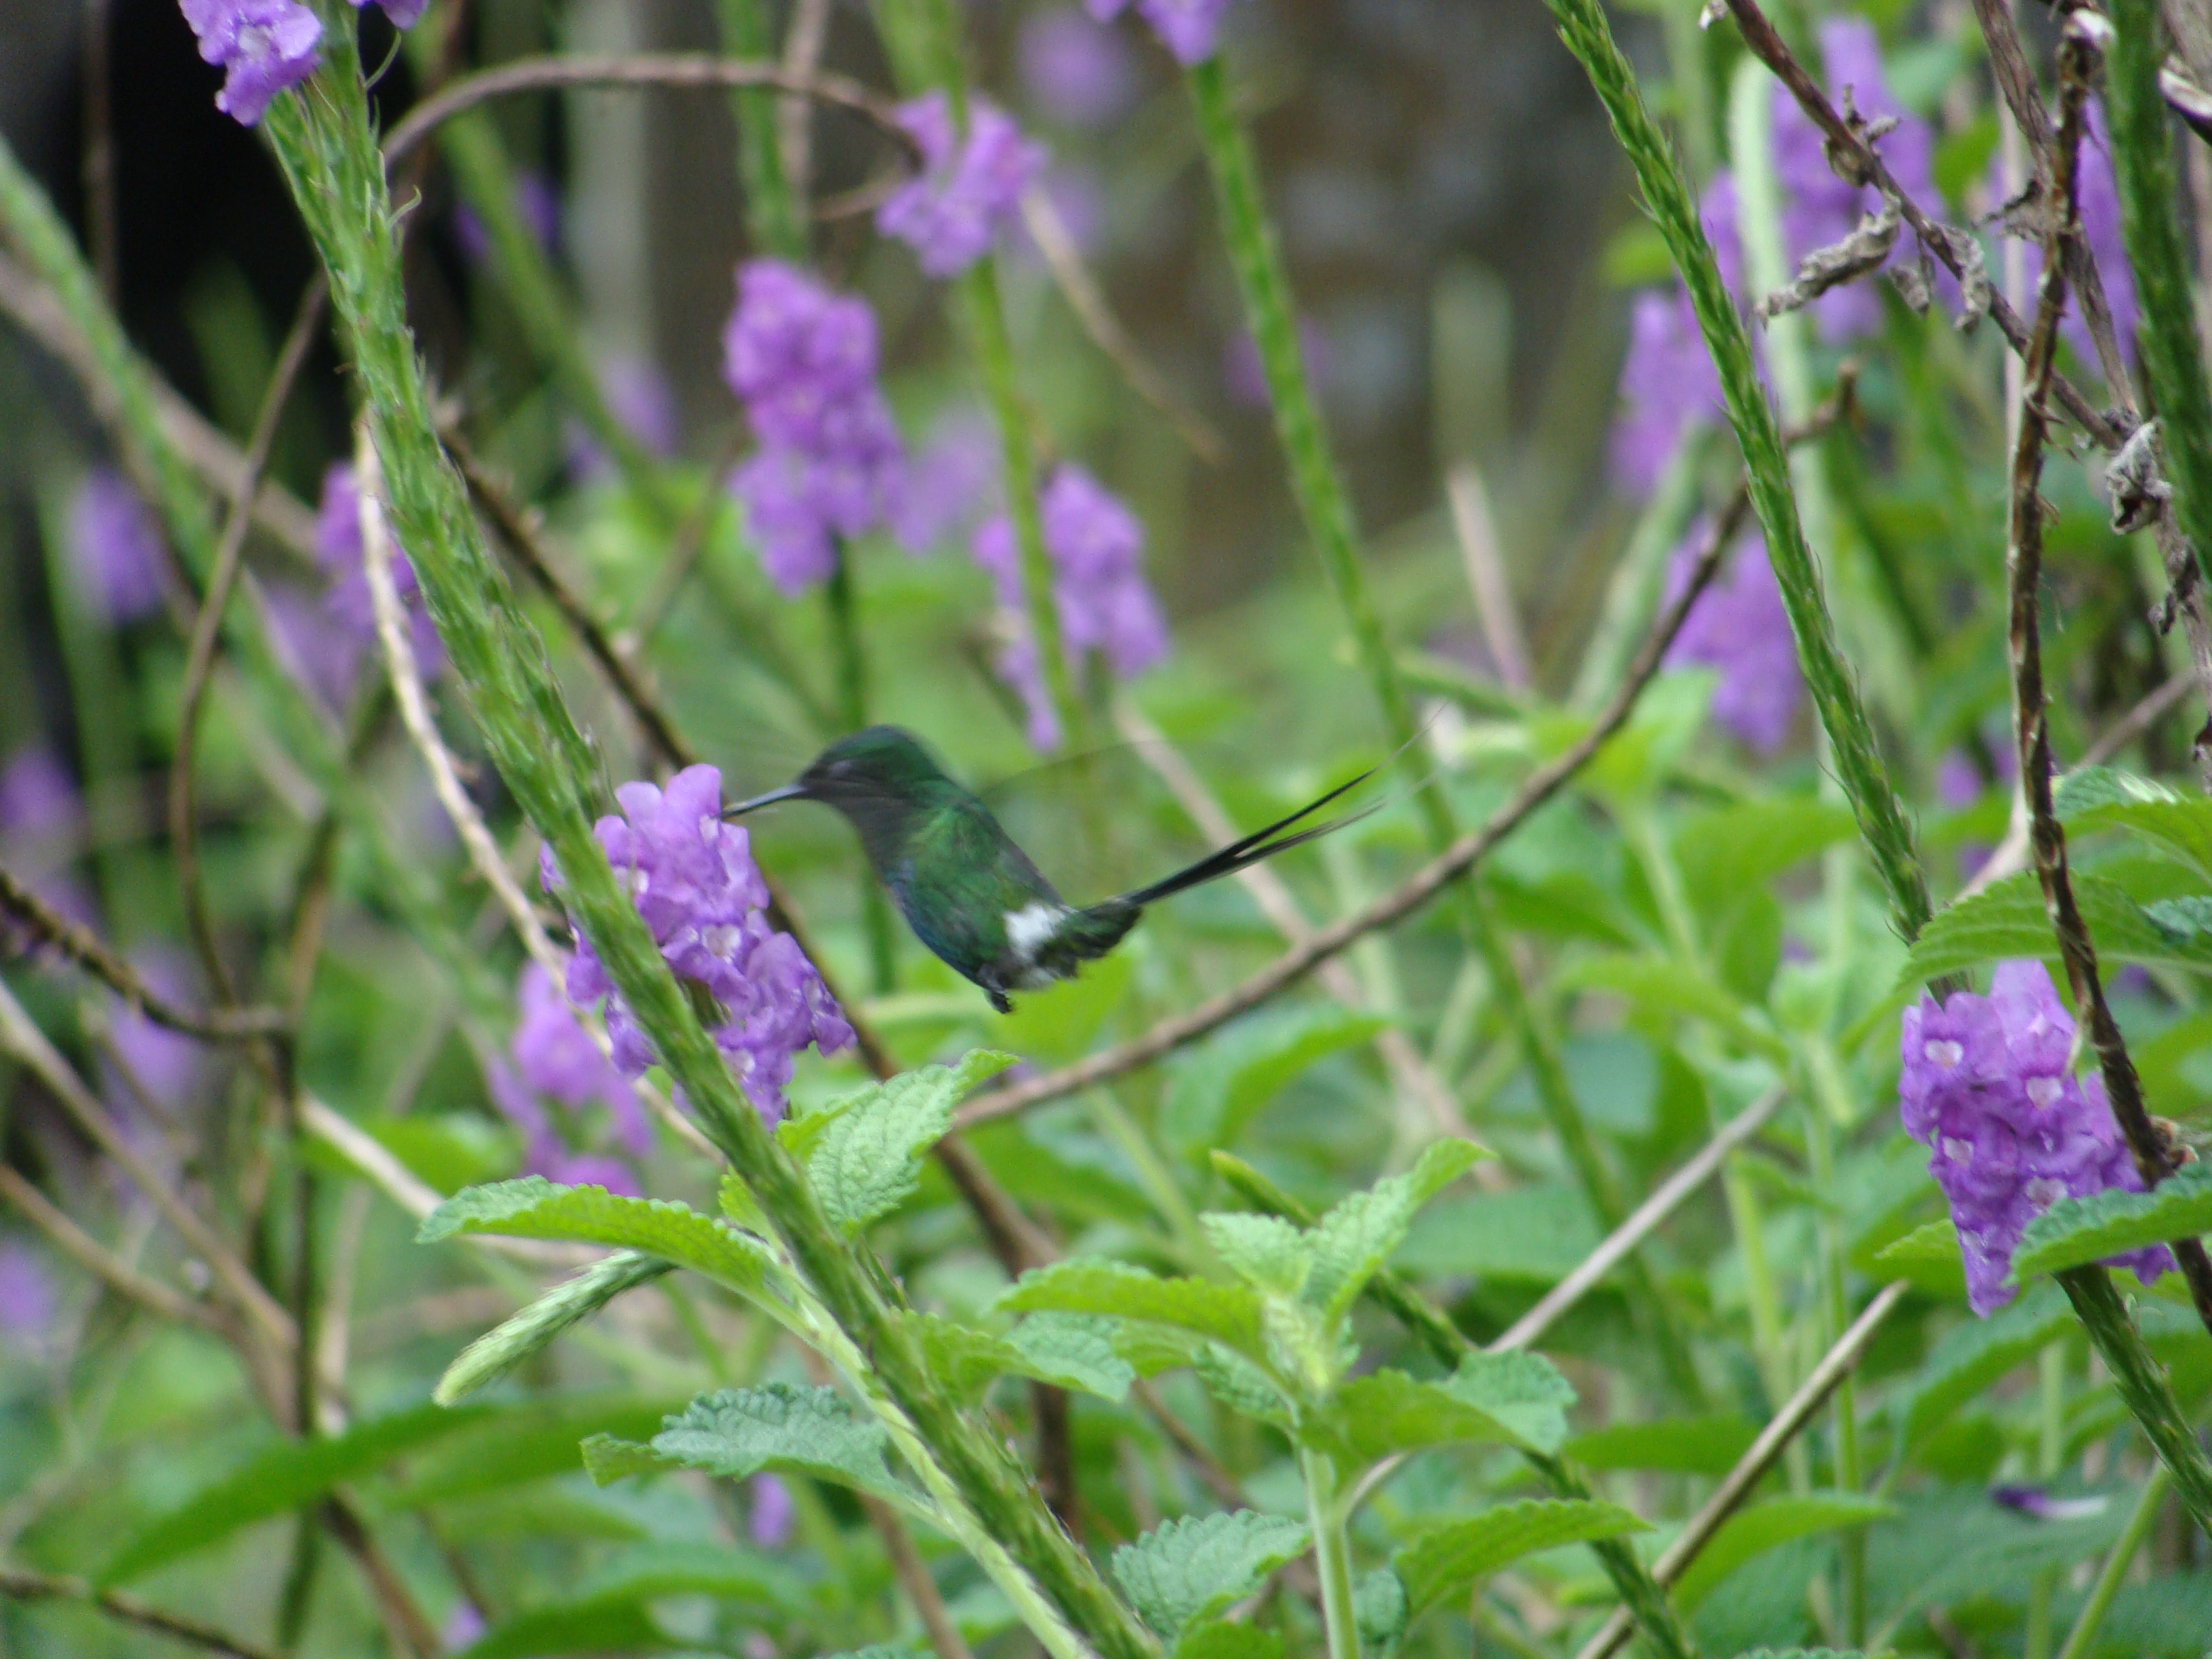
[
  {"xmin": 0, "ymin": 1564, "xmax": 280, "ymax": 1659},
  {"xmin": 951, "ymin": 500, "xmax": 1732, "ymax": 1130},
  {"xmin": 1446, "ymin": 462, "xmax": 1533, "ymax": 693},
  {"xmin": 0, "ymin": 1165, "xmax": 228, "ymax": 1334},
  {"xmin": 2001, "ymin": 22, "xmax": 2212, "ymax": 1341},
  {"xmin": 1572, "ymin": 1281, "xmax": 1911, "ymax": 1659},
  {"xmin": 169, "ymin": 276, "xmax": 327, "ymax": 1004},
  {"xmin": 0, "ymin": 864, "xmax": 285, "ymax": 1041},
  {"xmin": 2087, "ymin": 668, "xmax": 2198, "ymax": 766},
  {"xmin": 1019, "ymin": 188, "xmax": 1228, "ymax": 466},
  {"xmin": 778, "ymin": 0, "xmax": 834, "ymax": 213},
  {"xmin": 863, "ymin": 1495, "xmax": 978, "ymax": 1659},
  {"xmin": 1490, "ymin": 1088, "xmax": 1785, "ymax": 1353}
]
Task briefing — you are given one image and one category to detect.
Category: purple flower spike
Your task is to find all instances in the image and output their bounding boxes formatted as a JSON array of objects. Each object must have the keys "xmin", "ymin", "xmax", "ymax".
[
  {"xmin": 1020, "ymin": 9, "xmax": 1139, "ymax": 127},
  {"xmin": 971, "ymin": 464, "xmax": 1167, "ymax": 751},
  {"xmin": 514, "ymin": 961, "xmax": 653, "ymax": 1159},
  {"xmin": 352, "ymin": 0, "xmax": 430, "ymax": 28},
  {"xmin": 1900, "ymin": 960, "xmax": 2174, "ymax": 1315},
  {"xmin": 750, "ymin": 1473, "xmax": 797, "ymax": 1548},
  {"xmin": 878, "ymin": 94, "xmax": 1046, "ymax": 279},
  {"xmin": 548, "ymin": 766, "xmax": 854, "ymax": 1123},
  {"xmin": 1088, "ymin": 0, "xmax": 1238, "ymax": 66},
  {"xmin": 69, "ymin": 468, "xmax": 168, "ymax": 624},
  {"xmin": 1664, "ymin": 524, "xmax": 1803, "ymax": 754},
  {"xmin": 316, "ymin": 464, "xmax": 443, "ymax": 680},
  {"xmin": 892, "ymin": 411, "xmax": 1000, "ymax": 555},
  {"xmin": 178, "ymin": 0, "xmax": 323, "ymax": 127},
  {"xmin": 722, "ymin": 262, "xmax": 906, "ymax": 594}
]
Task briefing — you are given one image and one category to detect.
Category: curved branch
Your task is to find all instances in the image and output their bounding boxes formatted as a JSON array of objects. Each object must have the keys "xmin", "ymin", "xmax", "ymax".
[
  {"xmin": 0, "ymin": 1565, "xmax": 278, "ymax": 1659},
  {"xmin": 382, "ymin": 55, "xmax": 921, "ymax": 200}
]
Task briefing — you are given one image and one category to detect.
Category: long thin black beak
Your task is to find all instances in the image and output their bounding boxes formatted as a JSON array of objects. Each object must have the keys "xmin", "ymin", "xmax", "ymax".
[{"xmin": 722, "ymin": 783, "xmax": 808, "ymax": 819}]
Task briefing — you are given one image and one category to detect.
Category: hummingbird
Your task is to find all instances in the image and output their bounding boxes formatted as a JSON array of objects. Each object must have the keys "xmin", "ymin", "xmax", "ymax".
[{"xmin": 722, "ymin": 726, "xmax": 1378, "ymax": 1013}]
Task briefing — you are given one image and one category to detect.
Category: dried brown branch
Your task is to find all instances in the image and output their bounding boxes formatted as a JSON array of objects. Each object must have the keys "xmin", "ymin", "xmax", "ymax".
[
  {"xmin": 951, "ymin": 491, "xmax": 1734, "ymax": 1131},
  {"xmin": 1572, "ymin": 1282, "xmax": 1911, "ymax": 1659},
  {"xmin": 0, "ymin": 1563, "xmax": 280, "ymax": 1659},
  {"xmin": 862, "ymin": 1495, "xmax": 977, "ymax": 1659},
  {"xmin": 2002, "ymin": 20, "xmax": 2212, "ymax": 1342},
  {"xmin": 0, "ymin": 864, "xmax": 285, "ymax": 1042}
]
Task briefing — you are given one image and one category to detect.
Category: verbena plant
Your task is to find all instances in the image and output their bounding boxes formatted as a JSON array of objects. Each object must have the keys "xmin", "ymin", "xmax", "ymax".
[{"xmin": 3, "ymin": 0, "xmax": 2212, "ymax": 1656}]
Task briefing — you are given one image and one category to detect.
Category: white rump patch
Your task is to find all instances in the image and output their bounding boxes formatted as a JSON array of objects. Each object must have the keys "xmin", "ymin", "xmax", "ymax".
[{"xmin": 1004, "ymin": 901, "xmax": 1068, "ymax": 969}]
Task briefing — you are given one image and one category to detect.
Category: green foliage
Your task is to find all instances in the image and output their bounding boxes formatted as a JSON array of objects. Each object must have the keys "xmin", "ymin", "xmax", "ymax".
[
  {"xmin": 435, "ymin": 1253, "xmax": 674, "ymax": 1404},
  {"xmin": 586, "ymin": 1382, "xmax": 917, "ymax": 1507},
  {"xmin": 1900, "ymin": 871, "xmax": 2212, "ymax": 985},
  {"xmin": 418, "ymin": 1178, "xmax": 777, "ymax": 1294},
  {"xmin": 1393, "ymin": 1498, "xmax": 1650, "ymax": 1615},
  {"xmin": 2011, "ymin": 1162, "xmax": 2212, "ymax": 1279},
  {"xmin": 1109, "ymin": 1510, "xmax": 1311, "ymax": 1637},
  {"xmin": 1160, "ymin": 1004, "xmax": 1390, "ymax": 1157},
  {"xmin": 899, "ymin": 1311, "xmax": 1134, "ymax": 1404},
  {"xmin": 1900, "ymin": 1283, "xmax": 2072, "ymax": 1449},
  {"xmin": 1303, "ymin": 1355, "xmax": 1575, "ymax": 1460},
  {"xmin": 1565, "ymin": 1416, "xmax": 1759, "ymax": 1474},
  {"xmin": 998, "ymin": 1261, "xmax": 1266, "ymax": 1357},
  {"xmin": 1671, "ymin": 1492, "xmax": 1896, "ymax": 1613},
  {"xmin": 782, "ymin": 1050, "xmax": 1017, "ymax": 1229}
]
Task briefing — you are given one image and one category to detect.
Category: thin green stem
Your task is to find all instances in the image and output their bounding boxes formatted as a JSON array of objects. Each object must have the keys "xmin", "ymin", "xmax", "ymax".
[
  {"xmin": 261, "ymin": 16, "xmax": 1153, "ymax": 1655},
  {"xmin": 2107, "ymin": 0, "xmax": 2212, "ymax": 594},
  {"xmin": 714, "ymin": 0, "xmax": 807, "ymax": 261},
  {"xmin": 2024, "ymin": 1344, "xmax": 2066, "ymax": 1659},
  {"xmin": 1801, "ymin": 1046, "xmax": 1864, "ymax": 1641},
  {"xmin": 826, "ymin": 552, "xmax": 897, "ymax": 991},
  {"xmin": 2053, "ymin": 1460, "xmax": 2171, "ymax": 1659},
  {"xmin": 1541, "ymin": 0, "xmax": 1932, "ymax": 943},
  {"xmin": 1298, "ymin": 1448, "xmax": 1360, "ymax": 1659},
  {"xmin": 2056, "ymin": 1267, "xmax": 2212, "ymax": 1537}
]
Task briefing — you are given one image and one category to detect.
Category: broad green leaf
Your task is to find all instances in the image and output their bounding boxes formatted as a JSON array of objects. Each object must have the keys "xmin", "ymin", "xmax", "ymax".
[
  {"xmin": 1110, "ymin": 1510, "xmax": 1311, "ymax": 1637},
  {"xmin": 1673, "ymin": 1492, "xmax": 1894, "ymax": 1613},
  {"xmin": 717, "ymin": 1168, "xmax": 771, "ymax": 1235},
  {"xmin": 1866, "ymin": 1217, "xmax": 1968, "ymax": 1300},
  {"xmin": 103, "ymin": 1400, "xmax": 490, "ymax": 1584},
  {"xmin": 1006, "ymin": 1313, "xmax": 1135, "ymax": 1403},
  {"xmin": 1900, "ymin": 871, "xmax": 2212, "ymax": 985},
  {"xmin": 457, "ymin": 1601, "xmax": 669, "ymax": 1658},
  {"xmin": 1174, "ymin": 1622, "xmax": 1286, "ymax": 1659},
  {"xmin": 1565, "ymin": 1416, "xmax": 1759, "ymax": 1475},
  {"xmin": 1438, "ymin": 1351, "xmax": 1578, "ymax": 1454},
  {"xmin": 572, "ymin": 1538, "xmax": 806, "ymax": 1609},
  {"xmin": 901, "ymin": 1312, "xmax": 1025, "ymax": 1402},
  {"xmin": 1160, "ymin": 1004, "xmax": 1389, "ymax": 1157},
  {"xmin": 1304, "ymin": 1139, "xmax": 1489, "ymax": 1321},
  {"xmin": 1674, "ymin": 798, "xmax": 1856, "ymax": 924},
  {"xmin": 2056, "ymin": 766, "xmax": 2212, "ymax": 881},
  {"xmin": 998, "ymin": 1261, "xmax": 1265, "ymax": 1357},
  {"xmin": 797, "ymin": 1051, "xmax": 1017, "ymax": 1230},
  {"xmin": 1194, "ymin": 1343, "xmax": 1291, "ymax": 1429},
  {"xmin": 2011, "ymin": 1162, "xmax": 2212, "ymax": 1279},
  {"xmin": 434, "ymin": 1253, "xmax": 673, "ymax": 1404},
  {"xmin": 396, "ymin": 1395, "xmax": 681, "ymax": 1504},
  {"xmin": 1305, "ymin": 1364, "xmax": 1562, "ymax": 1461},
  {"xmin": 1395, "ymin": 1185, "xmax": 1601, "ymax": 1284},
  {"xmin": 417, "ymin": 1179, "xmax": 774, "ymax": 1294},
  {"xmin": 585, "ymin": 1383, "xmax": 914, "ymax": 1504},
  {"xmin": 1393, "ymin": 1499, "xmax": 1650, "ymax": 1616},
  {"xmin": 579, "ymin": 1434, "xmax": 668, "ymax": 1485},
  {"xmin": 1729, "ymin": 1652, "xmax": 1868, "ymax": 1658},
  {"xmin": 1558, "ymin": 955, "xmax": 1787, "ymax": 1060},
  {"xmin": 1903, "ymin": 1283, "xmax": 2070, "ymax": 1449},
  {"xmin": 1355, "ymin": 1566, "xmax": 1410, "ymax": 1658},
  {"xmin": 1200, "ymin": 1212, "xmax": 1313, "ymax": 1296}
]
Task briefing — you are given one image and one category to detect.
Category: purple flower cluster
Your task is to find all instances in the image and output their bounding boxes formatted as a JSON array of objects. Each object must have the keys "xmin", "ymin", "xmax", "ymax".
[
  {"xmin": 1901, "ymin": 960, "xmax": 2173, "ymax": 1315},
  {"xmin": 972, "ymin": 465, "xmax": 1168, "ymax": 750},
  {"xmin": 1611, "ymin": 176, "xmax": 1741, "ymax": 497},
  {"xmin": 1087, "ymin": 0, "xmax": 1240, "ymax": 66},
  {"xmin": 546, "ymin": 766, "xmax": 854, "ymax": 1124},
  {"xmin": 1664, "ymin": 523, "xmax": 1803, "ymax": 754},
  {"xmin": 722, "ymin": 262, "xmax": 906, "ymax": 595},
  {"xmin": 1771, "ymin": 19, "xmax": 1938, "ymax": 342},
  {"xmin": 878, "ymin": 94, "xmax": 1046, "ymax": 279},
  {"xmin": 487, "ymin": 960, "xmax": 655, "ymax": 1191},
  {"xmin": 69, "ymin": 468, "xmax": 168, "ymax": 624},
  {"xmin": 1019, "ymin": 9, "xmax": 1139, "ymax": 127},
  {"xmin": 315, "ymin": 463, "xmax": 443, "ymax": 683},
  {"xmin": 179, "ymin": 0, "xmax": 323, "ymax": 126},
  {"xmin": 891, "ymin": 410, "xmax": 1000, "ymax": 555}
]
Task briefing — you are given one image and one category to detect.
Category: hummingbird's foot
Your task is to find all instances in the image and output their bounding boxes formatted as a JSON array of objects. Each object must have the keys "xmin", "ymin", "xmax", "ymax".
[{"xmin": 986, "ymin": 987, "xmax": 1014, "ymax": 1015}]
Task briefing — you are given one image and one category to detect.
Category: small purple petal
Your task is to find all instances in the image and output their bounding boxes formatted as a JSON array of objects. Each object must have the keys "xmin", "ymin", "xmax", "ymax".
[
  {"xmin": 750, "ymin": 1473, "xmax": 797, "ymax": 1548},
  {"xmin": 1019, "ymin": 9, "xmax": 1139, "ymax": 127},
  {"xmin": 1664, "ymin": 524, "xmax": 1803, "ymax": 754},
  {"xmin": 68, "ymin": 468, "xmax": 168, "ymax": 623},
  {"xmin": 178, "ymin": 0, "xmax": 323, "ymax": 126},
  {"xmin": 315, "ymin": 464, "xmax": 443, "ymax": 679},
  {"xmin": 878, "ymin": 94, "xmax": 1046, "ymax": 279}
]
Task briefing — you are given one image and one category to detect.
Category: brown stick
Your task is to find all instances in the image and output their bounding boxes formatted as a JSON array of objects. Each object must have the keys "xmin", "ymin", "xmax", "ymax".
[
  {"xmin": 949, "ymin": 497, "xmax": 1732, "ymax": 1131},
  {"xmin": 861, "ymin": 1496, "xmax": 979, "ymax": 1659},
  {"xmin": 0, "ymin": 1564, "xmax": 280, "ymax": 1659},
  {"xmin": 2003, "ymin": 19, "xmax": 2212, "ymax": 1343},
  {"xmin": 1572, "ymin": 1282, "xmax": 1912, "ymax": 1659}
]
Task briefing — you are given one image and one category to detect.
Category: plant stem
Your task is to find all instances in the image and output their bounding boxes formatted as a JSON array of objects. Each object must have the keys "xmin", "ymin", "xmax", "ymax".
[
  {"xmin": 2055, "ymin": 1267, "xmax": 2212, "ymax": 1537},
  {"xmin": 826, "ymin": 550, "xmax": 898, "ymax": 991},
  {"xmin": 262, "ymin": 16, "xmax": 1152, "ymax": 1655},
  {"xmin": 1298, "ymin": 1447, "xmax": 1361, "ymax": 1659},
  {"xmin": 714, "ymin": 0, "xmax": 808, "ymax": 261},
  {"xmin": 2107, "ymin": 0, "xmax": 2212, "ymax": 594},
  {"xmin": 1543, "ymin": 0, "xmax": 1933, "ymax": 944},
  {"xmin": 2053, "ymin": 1458, "xmax": 2171, "ymax": 1659}
]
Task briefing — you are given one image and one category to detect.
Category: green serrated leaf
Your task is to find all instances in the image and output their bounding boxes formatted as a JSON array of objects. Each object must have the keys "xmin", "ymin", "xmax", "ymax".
[
  {"xmin": 2011, "ymin": 1161, "xmax": 2212, "ymax": 1279},
  {"xmin": 1111, "ymin": 1510, "xmax": 1311, "ymax": 1637},
  {"xmin": 2056, "ymin": 767, "xmax": 2212, "ymax": 882},
  {"xmin": 1173, "ymin": 1622, "xmax": 1286, "ymax": 1659},
  {"xmin": 901, "ymin": 1312, "xmax": 1027, "ymax": 1403},
  {"xmin": 1193, "ymin": 1343, "xmax": 1291, "ymax": 1428},
  {"xmin": 574, "ymin": 1538, "xmax": 806, "ymax": 1610},
  {"xmin": 1305, "ymin": 1364, "xmax": 1557, "ymax": 1461},
  {"xmin": 1304, "ymin": 1139, "xmax": 1488, "ymax": 1322},
  {"xmin": 1900, "ymin": 871, "xmax": 2212, "ymax": 985},
  {"xmin": 1438, "ymin": 1351, "xmax": 1578, "ymax": 1453},
  {"xmin": 1565, "ymin": 1416, "xmax": 1759, "ymax": 1475},
  {"xmin": 579, "ymin": 1433, "xmax": 668, "ymax": 1486},
  {"xmin": 1673, "ymin": 1492, "xmax": 1893, "ymax": 1613},
  {"xmin": 1200, "ymin": 1212, "xmax": 1313, "ymax": 1296},
  {"xmin": 1160, "ymin": 1004, "xmax": 1390, "ymax": 1158},
  {"xmin": 434, "ymin": 1253, "xmax": 674, "ymax": 1404},
  {"xmin": 103, "ymin": 1401, "xmax": 491, "ymax": 1585},
  {"xmin": 1006, "ymin": 1313, "xmax": 1135, "ymax": 1403},
  {"xmin": 1355, "ymin": 1565, "xmax": 1410, "ymax": 1658},
  {"xmin": 802, "ymin": 1051, "xmax": 1017, "ymax": 1229},
  {"xmin": 997, "ymin": 1261, "xmax": 1266, "ymax": 1357},
  {"xmin": 397, "ymin": 1395, "xmax": 681, "ymax": 1504},
  {"xmin": 643, "ymin": 1382, "xmax": 914, "ymax": 1504},
  {"xmin": 1872, "ymin": 1218, "xmax": 1958, "ymax": 1265},
  {"xmin": 717, "ymin": 1168, "xmax": 771, "ymax": 1235},
  {"xmin": 1393, "ymin": 1498, "xmax": 1650, "ymax": 1616},
  {"xmin": 417, "ymin": 1178, "xmax": 774, "ymax": 1294},
  {"xmin": 1903, "ymin": 1283, "xmax": 2071, "ymax": 1448}
]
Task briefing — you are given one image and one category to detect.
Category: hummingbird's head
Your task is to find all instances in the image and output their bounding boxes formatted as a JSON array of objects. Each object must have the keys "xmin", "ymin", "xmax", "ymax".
[{"xmin": 723, "ymin": 726, "xmax": 950, "ymax": 821}]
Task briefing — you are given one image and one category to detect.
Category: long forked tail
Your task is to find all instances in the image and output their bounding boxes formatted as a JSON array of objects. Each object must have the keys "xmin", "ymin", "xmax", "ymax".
[{"xmin": 1111, "ymin": 762, "xmax": 1385, "ymax": 912}]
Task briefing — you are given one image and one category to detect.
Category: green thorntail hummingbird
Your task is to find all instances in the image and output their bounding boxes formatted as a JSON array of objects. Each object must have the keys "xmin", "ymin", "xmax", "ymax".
[{"xmin": 723, "ymin": 726, "xmax": 1378, "ymax": 1012}]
